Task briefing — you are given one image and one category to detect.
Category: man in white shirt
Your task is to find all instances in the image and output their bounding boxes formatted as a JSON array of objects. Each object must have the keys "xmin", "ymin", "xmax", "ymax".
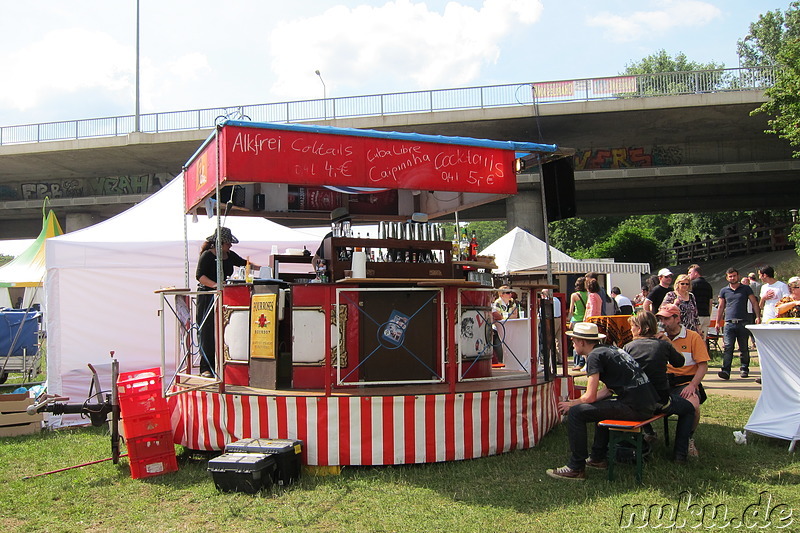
[
  {"xmin": 758, "ymin": 265, "xmax": 789, "ymax": 322},
  {"xmin": 610, "ymin": 287, "xmax": 633, "ymax": 314}
]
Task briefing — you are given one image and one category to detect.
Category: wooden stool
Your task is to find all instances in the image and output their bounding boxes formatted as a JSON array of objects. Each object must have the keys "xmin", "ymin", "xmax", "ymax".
[{"xmin": 598, "ymin": 414, "xmax": 666, "ymax": 484}]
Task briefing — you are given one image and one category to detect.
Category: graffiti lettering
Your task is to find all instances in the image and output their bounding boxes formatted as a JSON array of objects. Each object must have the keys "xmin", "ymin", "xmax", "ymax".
[
  {"xmin": 16, "ymin": 174, "xmax": 174, "ymax": 201},
  {"xmin": 574, "ymin": 147, "xmax": 664, "ymax": 170}
]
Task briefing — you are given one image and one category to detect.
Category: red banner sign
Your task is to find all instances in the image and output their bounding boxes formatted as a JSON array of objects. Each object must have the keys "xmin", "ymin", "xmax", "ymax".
[{"xmin": 185, "ymin": 125, "xmax": 518, "ymax": 212}]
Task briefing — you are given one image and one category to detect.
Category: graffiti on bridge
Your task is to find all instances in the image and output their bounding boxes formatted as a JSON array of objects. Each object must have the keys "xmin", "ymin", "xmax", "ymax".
[
  {"xmin": 4, "ymin": 174, "xmax": 176, "ymax": 201},
  {"xmin": 574, "ymin": 145, "xmax": 683, "ymax": 169}
]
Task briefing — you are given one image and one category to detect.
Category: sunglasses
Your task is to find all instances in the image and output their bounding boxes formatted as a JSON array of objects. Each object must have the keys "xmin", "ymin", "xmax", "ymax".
[
  {"xmin": 678, "ymin": 282, "xmax": 690, "ymax": 286},
  {"xmin": 501, "ymin": 291, "xmax": 513, "ymax": 294}
]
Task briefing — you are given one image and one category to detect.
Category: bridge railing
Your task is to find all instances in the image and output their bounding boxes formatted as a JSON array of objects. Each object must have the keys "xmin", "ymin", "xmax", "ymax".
[
  {"xmin": 662, "ymin": 220, "xmax": 794, "ymax": 265},
  {"xmin": 0, "ymin": 66, "xmax": 778, "ymax": 146}
]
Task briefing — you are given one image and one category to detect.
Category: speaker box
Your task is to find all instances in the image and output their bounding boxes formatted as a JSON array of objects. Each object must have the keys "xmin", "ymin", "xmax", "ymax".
[{"xmin": 542, "ymin": 157, "xmax": 576, "ymax": 221}]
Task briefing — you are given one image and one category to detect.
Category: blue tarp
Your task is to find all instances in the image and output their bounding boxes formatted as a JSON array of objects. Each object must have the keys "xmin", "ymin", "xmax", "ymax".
[{"xmin": 0, "ymin": 309, "xmax": 40, "ymax": 356}]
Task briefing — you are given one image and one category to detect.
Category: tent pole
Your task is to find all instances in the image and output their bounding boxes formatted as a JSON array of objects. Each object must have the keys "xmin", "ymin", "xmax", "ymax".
[{"xmin": 538, "ymin": 156, "xmax": 553, "ymax": 285}]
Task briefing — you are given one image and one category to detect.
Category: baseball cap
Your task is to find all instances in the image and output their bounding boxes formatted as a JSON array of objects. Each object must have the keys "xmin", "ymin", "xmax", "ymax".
[
  {"xmin": 658, "ymin": 268, "xmax": 673, "ymax": 277},
  {"xmin": 656, "ymin": 303, "xmax": 680, "ymax": 318}
]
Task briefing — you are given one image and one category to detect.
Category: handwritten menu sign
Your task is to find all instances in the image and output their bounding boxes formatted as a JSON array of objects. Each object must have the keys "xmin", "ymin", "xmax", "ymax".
[{"xmin": 185, "ymin": 123, "xmax": 519, "ymax": 212}]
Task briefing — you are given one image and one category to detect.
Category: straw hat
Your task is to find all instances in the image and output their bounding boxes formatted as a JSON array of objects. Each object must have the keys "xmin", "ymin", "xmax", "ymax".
[{"xmin": 565, "ymin": 322, "xmax": 606, "ymax": 340}]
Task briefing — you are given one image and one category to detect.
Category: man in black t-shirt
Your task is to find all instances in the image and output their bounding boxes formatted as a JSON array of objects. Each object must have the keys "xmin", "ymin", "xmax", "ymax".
[
  {"xmin": 546, "ymin": 323, "xmax": 658, "ymax": 481},
  {"xmin": 688, "ymin": 264, "xmax": 713, "ymax": 342},
  {"xmin": 717, "ymin": 268, "xmax": 761, "ymax": 380},
  {"xmin": 644, "ymin": 268, "xmax": 673, "ymax": 313}
]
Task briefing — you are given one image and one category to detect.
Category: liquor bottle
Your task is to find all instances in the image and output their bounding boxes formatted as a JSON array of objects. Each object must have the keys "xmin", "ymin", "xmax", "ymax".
[
  {"xmin": 451, "ymin": 232, "xmax": 460, "ymax": 261},
  {"xmin": 468, "ymin": 232, "xmax": 479, "ymax": 261},
  {"xmin": 459, "ymin": 231, "xmax": 469, "ymax": 261}
]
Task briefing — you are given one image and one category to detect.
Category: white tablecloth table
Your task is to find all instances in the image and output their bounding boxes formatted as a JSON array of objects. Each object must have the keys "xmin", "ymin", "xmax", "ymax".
[{"xmin": 745, "ymin": 324, "xmax": 800, "ymax": 451}]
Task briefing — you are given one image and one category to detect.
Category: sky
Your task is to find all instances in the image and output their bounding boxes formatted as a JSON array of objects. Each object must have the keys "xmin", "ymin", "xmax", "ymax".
[{"xmin": 0, "ymin": 0, "xmax": 791, "ymax": 127}]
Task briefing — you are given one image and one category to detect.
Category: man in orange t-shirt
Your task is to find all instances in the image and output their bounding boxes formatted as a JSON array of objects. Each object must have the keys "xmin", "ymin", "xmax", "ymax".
[{"xmin": 657, "ymin": 303, "xmax": 709, "ymax": 459}]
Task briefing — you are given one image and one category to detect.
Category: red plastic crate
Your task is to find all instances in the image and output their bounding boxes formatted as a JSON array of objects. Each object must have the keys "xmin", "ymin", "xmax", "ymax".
[
  {"xmin": 117, "ymin": 368, "xmax": 162, "ymax": 398},
  {"xmin": 119, "ymin": 388, "xmax": 168, "ymax": 418},
  {"xmin": 129, "ymin": 452, "xmax": 178, "ymax": 479},
  {"xmin": 126, "ymin": 431, "xmax": 176, "ymax": 461},
  {"xmin": 122, "ymin": 408, "xmax": 172, "ymax": 438}
]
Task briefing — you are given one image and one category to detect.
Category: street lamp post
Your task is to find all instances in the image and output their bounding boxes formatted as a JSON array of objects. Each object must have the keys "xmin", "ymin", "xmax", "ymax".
[
  {"xmin": 315, "ymin": 70, "xmax": 327, "ymax": 120},
  {"xmin": 314, "ymin": 70, "xmax": 327, "ymax": 100},
  {"xmin": 135, "ymin": 0, "xmax": 141, "ymax": 133}
]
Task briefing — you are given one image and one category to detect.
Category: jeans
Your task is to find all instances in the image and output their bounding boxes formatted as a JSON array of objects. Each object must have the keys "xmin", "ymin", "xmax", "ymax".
[
  {"xmin": 721, "ymin": 321, "xmax": 751, "ymax": 373},
  {"xmin": 664, "ymin": 394, "xmax": 696, "ymax": 460},
  {"xmin": 566, "ymin": 399, "xmax": 652, "ymax": 471}
]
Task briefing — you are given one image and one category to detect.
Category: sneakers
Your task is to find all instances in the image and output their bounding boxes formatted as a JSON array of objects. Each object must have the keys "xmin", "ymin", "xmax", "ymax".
[
  {"xmin": 717, "ymin": 370, "xmax": 730, "ymax": 380},
  {"xmin": 688, "ymin": 439, "xmax": 699, "ymax": 457},
  {"xmin": 740, "ymin": 369, "xmax": 749, "ymax": 379},
  {"xmin": 546, "ymin": 465, "xmax": 586, "ymax": 481},
  {"xmin": 585, "ymin": 457, "xmax": 608, "ymax": 469},
  {"xmin": 200, "ymin": 371, "xmax": 213, "ymax": 378},
  {"xmin": 674, "ymin": 455, "xmax": 688, "ymax": 465}
]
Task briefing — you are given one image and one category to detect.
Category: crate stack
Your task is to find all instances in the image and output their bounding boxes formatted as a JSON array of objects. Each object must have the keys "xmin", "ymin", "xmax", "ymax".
[{"xmin": 117, "ymin": 368, "xmax": 177, "ymax": 479}]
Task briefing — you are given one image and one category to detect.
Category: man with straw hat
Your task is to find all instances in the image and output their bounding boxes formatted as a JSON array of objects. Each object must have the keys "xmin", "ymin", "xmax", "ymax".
[{"xmin": 546, "ymin": 322, "xmax": 658, "ymax": 481}]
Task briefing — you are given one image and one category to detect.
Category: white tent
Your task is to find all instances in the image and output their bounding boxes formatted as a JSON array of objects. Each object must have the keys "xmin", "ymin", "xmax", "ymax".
[
  {"xmin": 480, "ymin": 227, "xmax": 575, "ymax": 273},
  {"xmin": 45, "ymin": 175, "xmax": 319, "ymax": 422}
]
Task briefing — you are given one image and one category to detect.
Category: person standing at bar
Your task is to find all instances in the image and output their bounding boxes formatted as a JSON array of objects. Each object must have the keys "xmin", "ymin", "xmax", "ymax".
[{"xmin": 196, "ymin": 227, "xmax": 251, "ymax": 378}]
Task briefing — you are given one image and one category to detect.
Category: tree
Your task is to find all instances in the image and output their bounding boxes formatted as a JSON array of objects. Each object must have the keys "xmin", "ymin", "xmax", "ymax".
[
  {"xmin": 737, "ymin": 2, "xmax": 800, "ymax": 67},
  {"xmin": 622, "ymin": 49, "xmax": 723, "ymax": 74},
  {"xmin": 755, "ymin": 38, "xmax": 800, "ymax": 156},
  {"xmin": 586, "ymin": 226, "xmax": 663, "ymax": 266},
  {"xmin": 740, "ymin": 2, "xmax": 800, "ymax": 156},
  {"xmin": 621, "ymin": 50, "xmax": 727, "ymax": 94}
]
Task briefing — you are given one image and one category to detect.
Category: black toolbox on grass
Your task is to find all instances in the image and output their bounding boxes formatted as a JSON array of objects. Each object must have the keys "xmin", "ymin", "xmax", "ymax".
[
  {"xmin": 224, "ymin": 438, "xmax": 303, "ymax": 486},
  {"xmin": 207, "ymin": 452, "xmax": 276, "ymax": 494}
]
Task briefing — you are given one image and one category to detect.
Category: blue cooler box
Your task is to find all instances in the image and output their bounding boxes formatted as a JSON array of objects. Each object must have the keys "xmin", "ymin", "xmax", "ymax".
[
  {"xmin": 207, "ymin": 452, "xmax": 276, "ymax": 493},
  {"xmin": 224, "ymin": 438, "xmax": 303, "ymax": 486}
]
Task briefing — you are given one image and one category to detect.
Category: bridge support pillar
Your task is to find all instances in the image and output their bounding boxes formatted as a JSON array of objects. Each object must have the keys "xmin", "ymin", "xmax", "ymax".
[
  {"xmin": 506, "ymin": 190, "xmax": 544, "ymax": 239},
  {"xmin": 66, "ymin": 213, "xmax": 96, "ymax": 233}
]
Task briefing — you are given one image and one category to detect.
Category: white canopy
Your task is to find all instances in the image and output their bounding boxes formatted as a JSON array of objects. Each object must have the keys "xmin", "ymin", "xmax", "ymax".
[
  {"xmin": 480, "ymin": 227, "xmax": 575, "ymax": 274},
  {"xmin": 45, "ymin": 175, "xmax": 319, "ymax": 423}
]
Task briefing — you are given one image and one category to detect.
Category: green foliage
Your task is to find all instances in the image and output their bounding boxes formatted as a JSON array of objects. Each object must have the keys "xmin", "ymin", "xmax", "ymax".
[
  {"xmin": 742, "ymin": 2, "xmax": 800, "ymax": 156},
  {"xmin": 737, "ymin": 1, "xmax": 800, "ymax": 68},
  {"xmin": 622, "ymin": 49, "xmax": 724, "ymax": 74},
  {"xmin": 667, "ymin": 211, "xmax": 750, "ymax": 243},
  {"xmin": 586, "ymin": 226, "xmax": 663, "ymax": 265},
  {"xmin": 754, "ymin": 37, "xmax": 800, "ymax": 156},
  {"xmin": 620, "ymin": 49, "xmax": 728, "ymax": 95},
  {"xmin": 548, "ymin": 216, "xmax": 624, "ymax": 257},
  {"xmin": 439, "ymin": 220, "xmax": 506, "ymax": 251},
  {"xmin": 790, "ymin": 222, "xmax": 800, "ymax": 255}
]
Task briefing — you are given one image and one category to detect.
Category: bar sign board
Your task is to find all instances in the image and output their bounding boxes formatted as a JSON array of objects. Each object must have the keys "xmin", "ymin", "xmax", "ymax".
[{"xmin": 250, "ymin": 293, "xmax": 277, "ymax": 359}]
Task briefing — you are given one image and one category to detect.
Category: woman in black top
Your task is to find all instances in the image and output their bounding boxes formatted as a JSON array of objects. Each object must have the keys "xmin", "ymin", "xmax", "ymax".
[{"xmin": 195, "ymin": 227, "xmax": 250, "ymax": 378}]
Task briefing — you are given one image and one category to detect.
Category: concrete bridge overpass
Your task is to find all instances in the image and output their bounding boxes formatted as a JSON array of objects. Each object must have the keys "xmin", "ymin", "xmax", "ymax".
[{"xmin": 1, "ymin": 69, "xmax": 798, "ymax": 239}]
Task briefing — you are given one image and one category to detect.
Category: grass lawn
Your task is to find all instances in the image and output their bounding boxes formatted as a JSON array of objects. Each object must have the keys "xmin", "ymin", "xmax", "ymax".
[{"xmin": 1, "ymin": 393, "xmax": 797, "ymax": 532}]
